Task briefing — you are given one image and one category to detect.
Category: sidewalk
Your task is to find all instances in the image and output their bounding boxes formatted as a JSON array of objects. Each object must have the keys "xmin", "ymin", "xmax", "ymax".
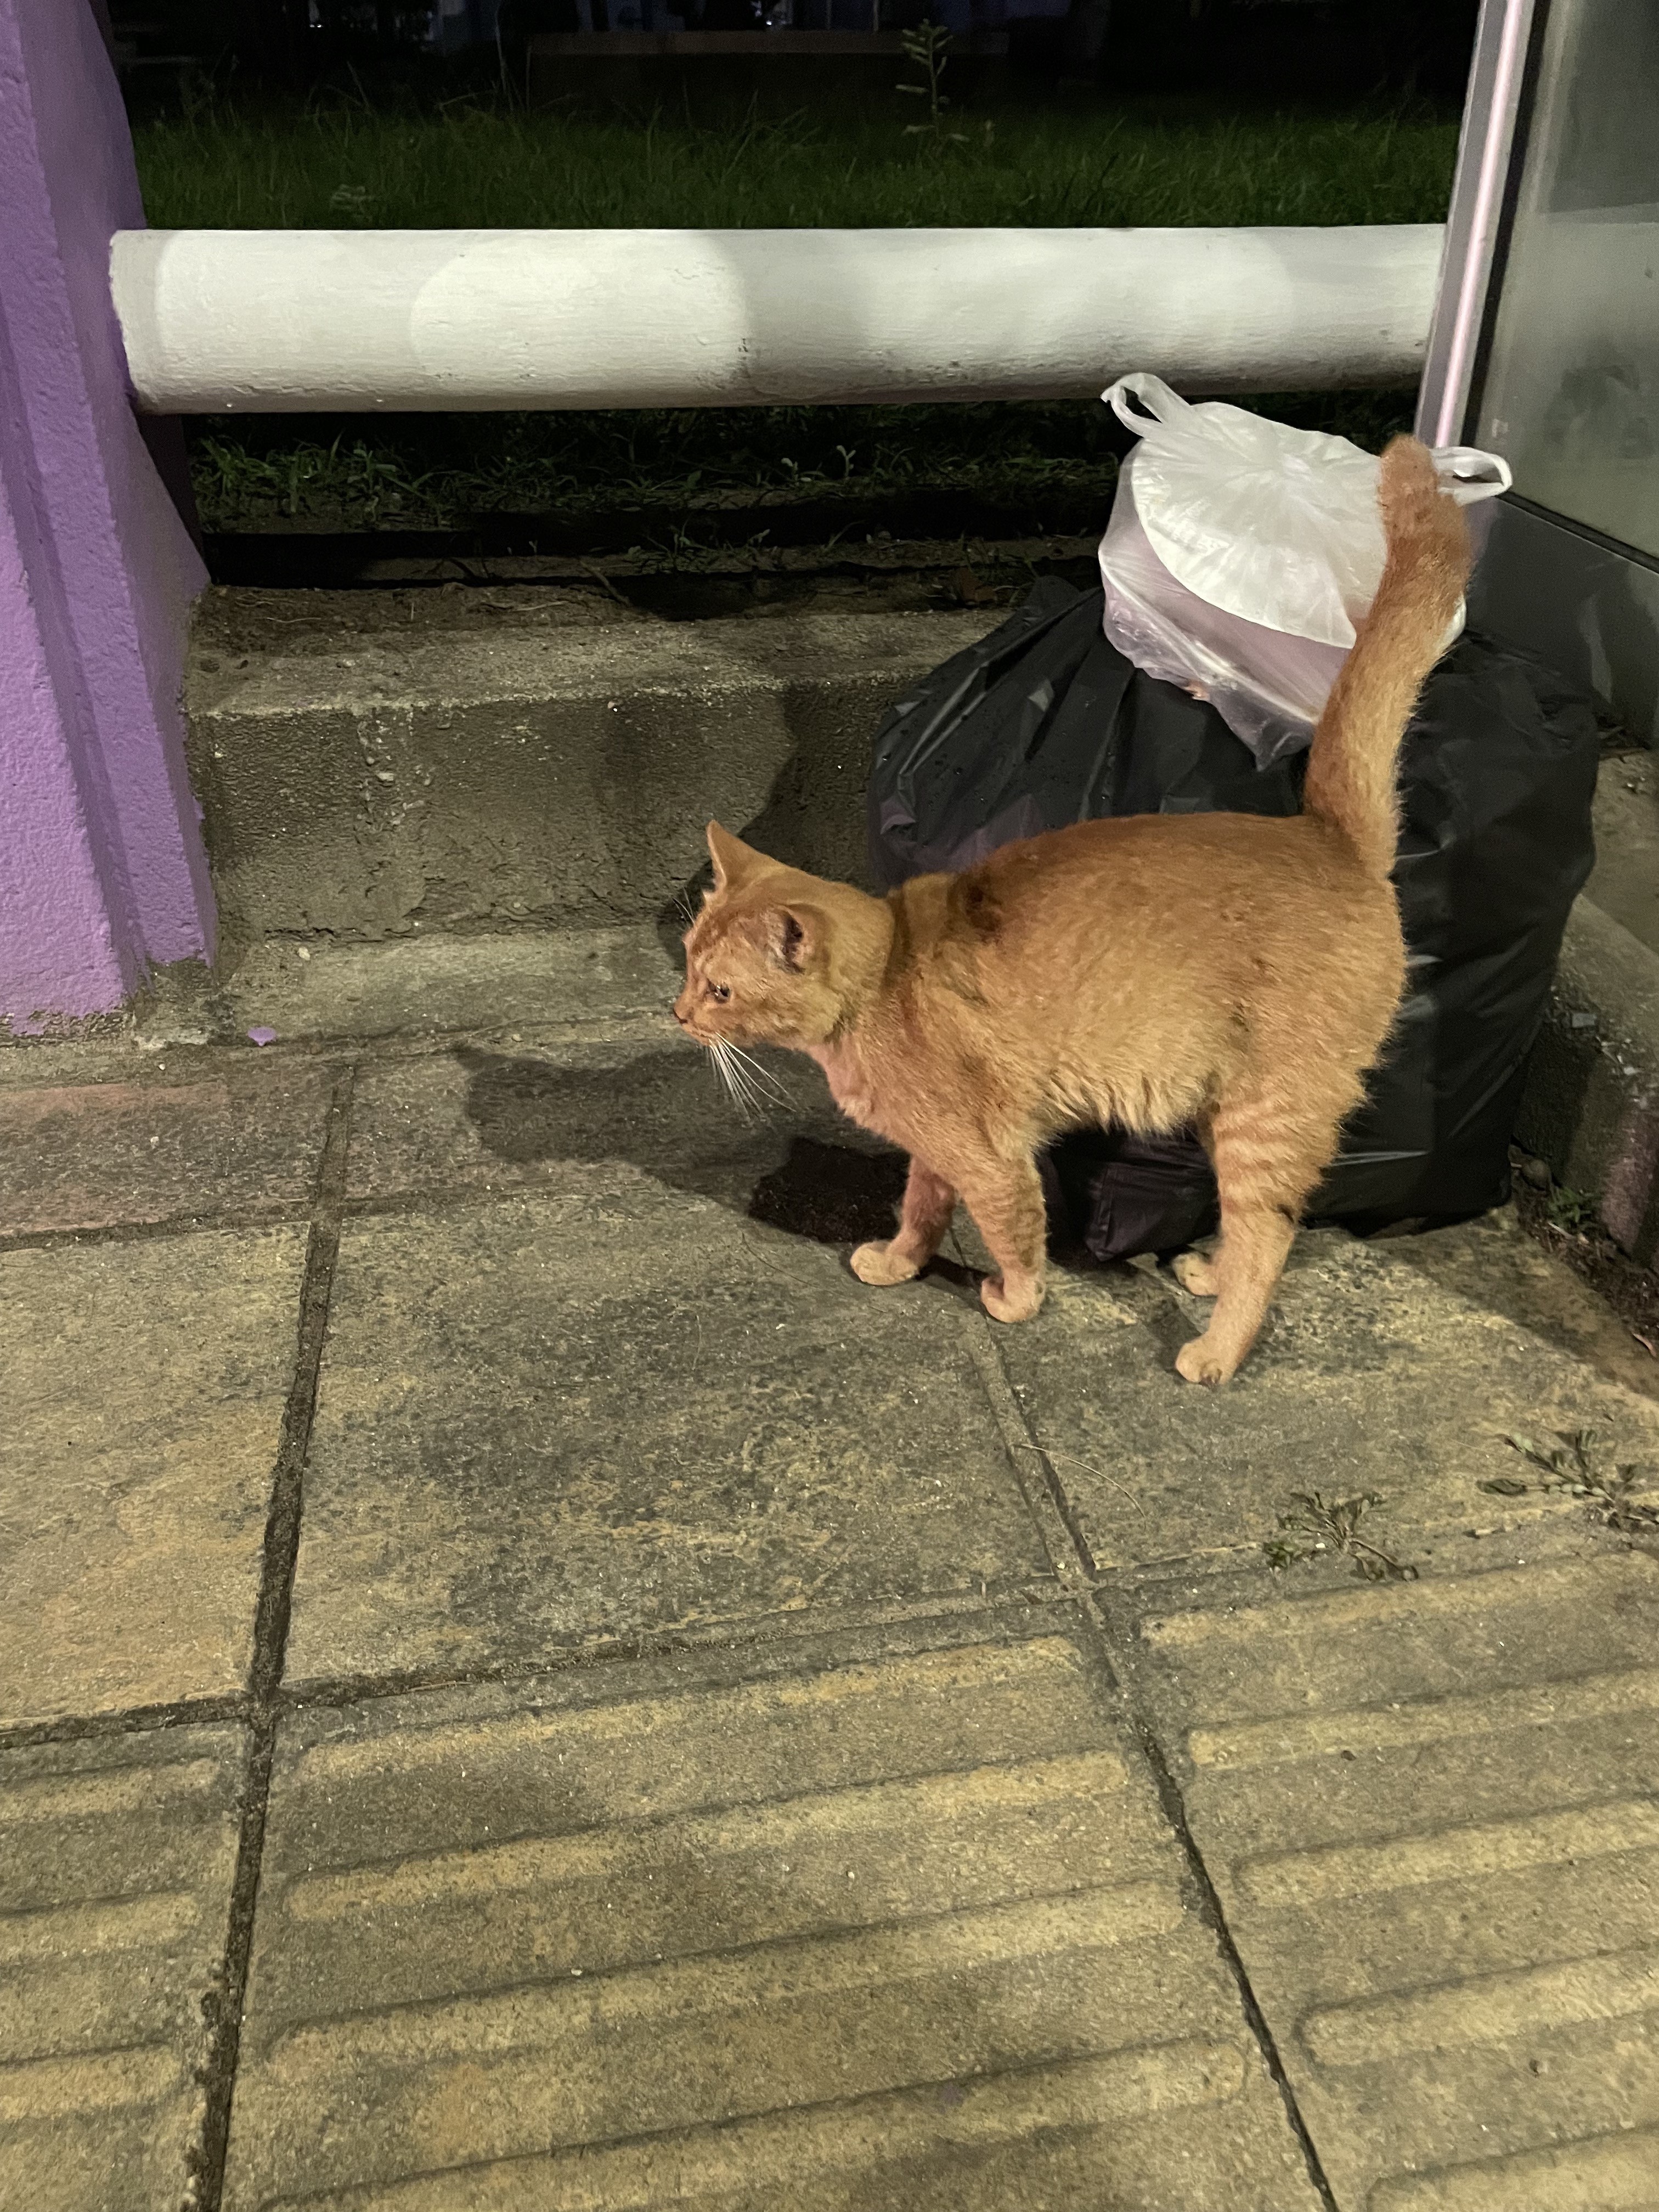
[{"xmin": 4, "ymin": 935, "xmax": 1658, "ymax": 2210}]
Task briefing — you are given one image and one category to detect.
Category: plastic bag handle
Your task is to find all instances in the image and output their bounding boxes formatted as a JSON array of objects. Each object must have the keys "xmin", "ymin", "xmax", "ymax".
[
  {"xmin": 1102, "ymin": 372, "xmax": 1194, "ymax": 438},
  {"xmin": 1429, "ymin": 444, "xmax": 1513, "ymax": 506}
]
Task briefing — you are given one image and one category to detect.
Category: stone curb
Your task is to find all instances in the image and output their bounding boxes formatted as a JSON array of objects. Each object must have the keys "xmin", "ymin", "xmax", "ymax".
[{"xmin": 1519, "ymin": 893, "xmax": 1659, "ymax": 1263}]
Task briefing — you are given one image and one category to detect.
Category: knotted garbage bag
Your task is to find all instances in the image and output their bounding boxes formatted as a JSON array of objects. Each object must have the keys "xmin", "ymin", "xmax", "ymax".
[{"xmin": 1097, "ymin": 373, "xmax": 1510, "ymax": 765}]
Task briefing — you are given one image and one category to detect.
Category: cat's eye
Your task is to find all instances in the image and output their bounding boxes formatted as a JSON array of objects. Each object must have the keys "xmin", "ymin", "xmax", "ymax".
[{"xmin": 708, "ymin": 982, "xmax": 731, "ymax": 1002}]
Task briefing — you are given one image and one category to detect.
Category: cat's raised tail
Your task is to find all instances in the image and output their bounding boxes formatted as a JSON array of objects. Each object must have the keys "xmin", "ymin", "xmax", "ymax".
[{"xmin": 1300, "ymin": 436, "xmax": 1473, "ymax": 880}]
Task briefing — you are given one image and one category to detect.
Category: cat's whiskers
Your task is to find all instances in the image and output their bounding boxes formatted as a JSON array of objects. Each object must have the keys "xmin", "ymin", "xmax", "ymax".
[
  {"xmin": 701, "ymin": 1033, "xmax": 792, "ymax": 1124},
  {"xmin": 723, "ymin": 1042, "xmax": 794, "ymax": 1111},
  {"xmin": 707, "ymin": 1036, "xmax": 763, "ymax": 1122}
]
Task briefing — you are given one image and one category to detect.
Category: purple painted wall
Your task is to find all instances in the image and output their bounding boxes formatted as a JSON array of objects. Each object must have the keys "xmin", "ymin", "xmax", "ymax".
[{"xmin": 0, "ymin": 0, "xmax": 212, "ymax": 1030}]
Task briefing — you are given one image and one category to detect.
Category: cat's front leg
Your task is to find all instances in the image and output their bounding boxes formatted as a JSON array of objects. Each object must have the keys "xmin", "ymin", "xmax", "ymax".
[
  {"xmin": 961, "ymin": 1156, "xmax": 1047, "ymax": 1324},
  {"xmin": 850, "ymin": 1155, "xmax": 958, "ymax": 1286}
]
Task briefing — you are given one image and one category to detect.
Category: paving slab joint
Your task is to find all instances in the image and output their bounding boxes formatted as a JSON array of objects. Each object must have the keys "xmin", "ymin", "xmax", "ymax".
[
  {"xmin": 956, "ymin": 1307, "xmax": 1099, "ymax": 1586},
  {"xmin": 188, "ymin": 1066, "xmax": 356, "ymax": 2212},
  {"xmin": 979, "ymin": 1297, "xmax": 1338, "ymax": 2199},
  {"xmin": 0, "ymin": 1689, "xmax": 251, "ymax": 1758},
  {"xmin": 1080, "ymin": 1598, "xmax": 1344, "ymax": 2212}
]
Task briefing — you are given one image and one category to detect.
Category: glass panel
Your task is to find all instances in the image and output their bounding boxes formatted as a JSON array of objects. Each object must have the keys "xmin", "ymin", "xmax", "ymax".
[{"xmin": 1474, "ymin": 0, "xmax": 1659, "ymax": 560}]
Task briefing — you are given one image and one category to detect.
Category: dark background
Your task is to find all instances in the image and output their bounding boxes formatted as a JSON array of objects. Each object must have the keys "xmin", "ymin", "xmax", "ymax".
[{"xmin": 108, "ymin": 1, "xmax": 1479, "ymax": 106}]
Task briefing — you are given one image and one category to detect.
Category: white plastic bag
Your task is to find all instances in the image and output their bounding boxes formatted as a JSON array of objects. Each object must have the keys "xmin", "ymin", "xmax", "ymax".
[{"xmin": 1097, "ymin": 372, "xmax": 1511, "ymax": 765}]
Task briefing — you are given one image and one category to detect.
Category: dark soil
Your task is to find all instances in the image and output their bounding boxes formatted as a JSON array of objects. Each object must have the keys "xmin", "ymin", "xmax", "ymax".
[{"xmin": 1511, "ymin": 1146, "xmax": 1659, "ymax": 1364}]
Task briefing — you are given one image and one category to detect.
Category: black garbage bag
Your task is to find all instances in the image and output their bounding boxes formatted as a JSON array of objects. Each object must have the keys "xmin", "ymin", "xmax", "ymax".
[{"xmin": 867, "ymin": 577, "xmax": 1600, "ymax": 1261}]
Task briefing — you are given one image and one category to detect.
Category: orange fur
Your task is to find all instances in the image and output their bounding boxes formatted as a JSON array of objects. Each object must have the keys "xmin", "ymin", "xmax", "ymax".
[{"xmin": 674, "ymin": 438, "xmax": 1471, "ymax": 1384}]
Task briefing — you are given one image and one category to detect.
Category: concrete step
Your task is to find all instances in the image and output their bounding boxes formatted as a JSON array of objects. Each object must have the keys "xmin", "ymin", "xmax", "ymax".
[
  {"xmin": 186, "ymin": 582, "xmax": 998, "ymax": 947},
  {"xmin": 145, "ymin": 923, "xmax": 682, "ymax": 1052}
]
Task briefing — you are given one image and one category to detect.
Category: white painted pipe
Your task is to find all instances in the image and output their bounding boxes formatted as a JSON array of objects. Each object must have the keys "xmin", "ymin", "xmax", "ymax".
[{"xmin": 110, "ymin": 225, "xmax": 1444, "ymax": 414}]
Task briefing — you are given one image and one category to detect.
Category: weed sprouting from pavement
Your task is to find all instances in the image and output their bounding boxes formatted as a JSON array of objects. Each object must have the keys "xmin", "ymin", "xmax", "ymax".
[
  {"xmin": 1264, "ymin": 1491, "xmax": 1418, "ymax": 1582},
  {"xmin": 1490, "ymin": 1429, "xmax": 1659, "ymax": 1536}
]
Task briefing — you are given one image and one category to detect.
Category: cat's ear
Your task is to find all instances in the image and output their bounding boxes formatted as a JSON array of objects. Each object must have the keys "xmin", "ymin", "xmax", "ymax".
[
  {"xmin": 706, "ymin": 821, "xmax": 766, "ymax": 892},
  {"xmin": 764, "ymin": 905, "xmax": 822, "ymax": 972}
]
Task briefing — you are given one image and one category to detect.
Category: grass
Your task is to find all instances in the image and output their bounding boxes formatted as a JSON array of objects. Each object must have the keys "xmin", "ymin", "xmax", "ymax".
[
  {"xmin": 132, "ymin": 84, "xmax": 1460, "ymax": 534},
  {"xmin": 136, "ymin": 81, "xmax": 1457, "ymax": 231},
  {"xmin": 182, "ymin": 401, "xmax": 1126, "ymax": 533}
]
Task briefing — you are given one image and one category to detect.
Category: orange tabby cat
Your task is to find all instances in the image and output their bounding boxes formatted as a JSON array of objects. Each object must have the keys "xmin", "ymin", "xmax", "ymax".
[{"xmin": 674, "ymin": 437, "xmax": 1471, "ymax": 1383}]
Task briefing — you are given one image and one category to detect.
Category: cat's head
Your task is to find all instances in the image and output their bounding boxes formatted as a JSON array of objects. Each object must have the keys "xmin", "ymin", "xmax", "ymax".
[{"xmin": 674, "ymin": 823, "xmax": 877, "ymax": 1052}]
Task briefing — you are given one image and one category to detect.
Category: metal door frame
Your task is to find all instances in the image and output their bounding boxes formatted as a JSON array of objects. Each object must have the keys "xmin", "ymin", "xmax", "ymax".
[{"xmin": 1417, "ymin": 0, "xmax": 1659, "ymax": 747}]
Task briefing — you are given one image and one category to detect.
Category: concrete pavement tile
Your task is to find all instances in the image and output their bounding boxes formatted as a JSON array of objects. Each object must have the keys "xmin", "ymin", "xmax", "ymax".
[
  {"xmin": 0, "ymin": 1064, "xmax": 332, "ymax": 1234},
  {"xmin": 222, "ymin": 1621, "xmax": 1323, "ymax": 2210},
  {"xmin": 285, "ymin": 1188, "xmax": 1049, "ymax": 1683},
  {"xmin": 0, "ymin": 1227, "xmax": 307, "ymax": 1726},
  {"xmin": 994, "ymin": 1222, "xmax": 1659, "ymax": 1572},
  {"xmin": 1123, "ymin": 1547, "xmax": 1659, "ymax": 2209},
  {"xmin": 0, "ymin": 1722, "xmax": 244, "ymax": 2212}
]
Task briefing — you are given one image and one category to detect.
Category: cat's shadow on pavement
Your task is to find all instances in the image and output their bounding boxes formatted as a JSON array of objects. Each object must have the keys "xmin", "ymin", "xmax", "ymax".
[{"xmin": 455, "ymin": 1041, "xmax": 915, "ymax": 1253}]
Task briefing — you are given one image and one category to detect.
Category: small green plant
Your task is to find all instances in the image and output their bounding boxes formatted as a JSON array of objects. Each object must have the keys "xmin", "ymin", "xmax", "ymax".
[
  {"xmin": 177, "ymin": 66, "xmax": 222, "ymax": 127},
  {"xmin": 898, "ymin": 22, "xmax": 966, "ymax": 150},
  {"xmin": 1489, "ymin": 1429, "xmax": 1659, "ymax": 1534},
  {"xmin": 1263, "ymin": 1491, "xmax": 1418, "ymax": 1582},
  {"xmin": 194, "ymin": 429, "xmax": 432, "ymax": 523},
  {"xmin": 1547, "ymin": 1184, "xmax": 1598, "ymax": 1236}
]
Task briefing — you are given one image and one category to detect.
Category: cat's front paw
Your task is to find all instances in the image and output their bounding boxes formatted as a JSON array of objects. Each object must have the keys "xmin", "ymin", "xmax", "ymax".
[
  {"xmin": 1176, "ymin": 1333, "xmax": 1237, "ymax": 1387},
  {"xmin": 981, "ymin": 1272, "xmax": 1044, "ymax": 1325},
  {"xmin": 1172, "ymin": 1250, "xmax": 1218, "ymax": 1297},
  {"xmin": 851, "ymin": 1240, "xmax": 920, "ymax": 1287}
]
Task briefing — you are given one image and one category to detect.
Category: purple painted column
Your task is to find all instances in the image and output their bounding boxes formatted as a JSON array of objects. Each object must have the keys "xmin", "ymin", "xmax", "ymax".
[{"xmin": 0, "ymin": 0, "xmax": 212, "ymax": 1031}]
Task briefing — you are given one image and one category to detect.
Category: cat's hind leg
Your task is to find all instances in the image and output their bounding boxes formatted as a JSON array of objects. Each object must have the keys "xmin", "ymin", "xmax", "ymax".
[
  {"xmin": 851, "ymin": 1156, "xmax": 958, "ymax": 1286},
  {"xmin": 1172, "ymin": 1249, "xmax": 1220, "ymax": 1297},
  {"xmin": 1173, "ymin": 1085, "xmax": 1338, "ymax": 1385},
  {"xmin": 1172, "ymin": 1116, "xmax": 1220, "ymax": 1296}
]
